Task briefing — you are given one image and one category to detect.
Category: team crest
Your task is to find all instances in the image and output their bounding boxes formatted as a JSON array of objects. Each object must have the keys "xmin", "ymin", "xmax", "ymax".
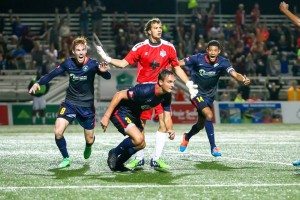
[
  {"xmin": 213, "ymin": 63, "xmax": 219, "ymax": 67},
  {"xmin": 160, "ymin": 50, "xmax": 166, "ymax": 57},
  {"xmin": 82, "ymin": 65, "xmax": 88, "ymax": 71}
]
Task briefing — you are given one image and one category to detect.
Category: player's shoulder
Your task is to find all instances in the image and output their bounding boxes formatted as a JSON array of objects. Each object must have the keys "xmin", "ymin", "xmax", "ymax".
[
  {"xmin": 132, "ymin": 39, "xmax": 149, "ymax": 51},
  {"xmin": 218, "ymin": 55, "xmax": 231, "ymax": 65},
  {"xmin": 161, "ymin": 39, "xmax": 176, "ymax": 49}
]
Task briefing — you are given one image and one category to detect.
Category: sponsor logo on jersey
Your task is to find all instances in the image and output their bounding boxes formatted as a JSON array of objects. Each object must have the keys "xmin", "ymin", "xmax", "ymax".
[
  {"xmin": 160, "ymin": 50, "xmax": 166, "ymax": 57},
  {"xmin": 82, "ymin": 65, "xmax": 88, "ymax": 71},
  {"xmin": 213, "ymin": 63, "xmax": 219, "ymax": 67},
  {"xmin": 70, "ymin": 73, "xmax": 88, "ymax": 81},
  {"xmin": 141, "ymin": 105, "xmax": 152, "ymax": 110},
  {"xmin": 198, "ymin": 69, "xmax": 216, "ymax": 77}
]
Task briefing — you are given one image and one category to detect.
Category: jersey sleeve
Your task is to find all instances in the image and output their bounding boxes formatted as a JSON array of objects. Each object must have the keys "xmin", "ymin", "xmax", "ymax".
[
  {"xmin": 222, "ymin": 59, "xmax": 235, "ymax": 74},
  {"xmin": 184, "ymin": 54, "xmax": 198, "ymax": 69},
  {"xmin": 124, "ymin": 46, "xmax": 141, "ymax": 65},
  {"xmin": 95, "ymin": 60, "xmax": 111, "ymax": 80},
  {"xmin": 161, "ymin": 93, "xmax": 172, "ymax": 111},
  {"xmin": 168, "ymin": 44, "xmax": 180, "ymax": 68},
  {"xmin": 126, "ymin": 84, "xmax": 142, "ymax": 101},
  {"xmin": 38, "ymin": 61, "xmax": 67, "ymax": 85}
]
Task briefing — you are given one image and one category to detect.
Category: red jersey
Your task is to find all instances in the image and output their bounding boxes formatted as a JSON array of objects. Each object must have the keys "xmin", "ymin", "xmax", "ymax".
[{"xmin": 124, "ymin": 39, "xmax": 179, "ymax": 83}]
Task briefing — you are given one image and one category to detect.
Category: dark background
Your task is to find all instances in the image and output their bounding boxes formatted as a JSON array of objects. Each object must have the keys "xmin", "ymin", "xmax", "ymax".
[{"xmin": 0, "ymin": 0, "xmax": 299, "ymax": 14}]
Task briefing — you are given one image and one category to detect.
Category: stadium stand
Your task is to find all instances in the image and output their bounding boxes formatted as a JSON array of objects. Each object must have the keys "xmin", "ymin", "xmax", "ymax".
[{"xmin": 0, "ymin": 13, "xmax": 298, "ymax": 102}]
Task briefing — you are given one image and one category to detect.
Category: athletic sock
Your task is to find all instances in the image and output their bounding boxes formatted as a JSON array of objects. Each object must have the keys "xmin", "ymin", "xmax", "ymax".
[
  {"xmin": 114, "ymin": 137, "xmax": 135, "ymax": 155},
  {"xmin": 186, "ymin": 123, "xmax": 201, "ymax": 140},
  {"xmin": 86, "ymin": 136, "xmax": 95, "ymax": 148},
  {"xmin": 152, "ymin": 131, "xmax": 166, "ymax": 160},
  {"xmin": 55, "ymin": 136, "xmax": 69, "ymax": 158},
  {"xmin": 204, "ymin": 120, "xmax": 216, "ymax": 150},
  {"xmin": 135, "ymin": 148, "xmax": 144, "ymax": 160},
  {"xmin": 117, "ymin": 147, "xmax": 139, "ymax": 164}
]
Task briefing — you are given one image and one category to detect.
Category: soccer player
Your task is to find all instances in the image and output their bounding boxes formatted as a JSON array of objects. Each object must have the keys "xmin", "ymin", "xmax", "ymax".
[
  {"xmin": 178, "ymin": 40, "xmax": 250, "ymax": 156},
  {"xmin": 29, "ymin": 36, "xmax": 111, "ymax": 168},
  {"xmin": 279, "ymin": 1, "xmax": 300, "ymax": 167},
  {"xmin": 96, "ymin": 18, "xmax": 197, "ymax": 170},
  {"xmin": 100, "ymin": 69, "xmax": 176, "ymax": 171}
]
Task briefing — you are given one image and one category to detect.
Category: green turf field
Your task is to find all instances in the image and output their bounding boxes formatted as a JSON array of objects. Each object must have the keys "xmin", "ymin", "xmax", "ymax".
[{"xmin": 0, "ymin": 124, "xmax": 299, "ymax": 199}]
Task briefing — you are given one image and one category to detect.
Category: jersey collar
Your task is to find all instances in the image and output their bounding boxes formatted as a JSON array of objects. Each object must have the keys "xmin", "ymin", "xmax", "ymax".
[{"xmin": 205, "ymin": 54, "xmax": 218, "ymax": 65}]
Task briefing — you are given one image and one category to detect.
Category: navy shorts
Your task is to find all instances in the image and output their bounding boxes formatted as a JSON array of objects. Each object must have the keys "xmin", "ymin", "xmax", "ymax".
[
  {"xmin": 191, "ymin": 95, "xmax": 214, "ymax": 111},
  {"xmin": 110, "ymin": 109, "xmax": 143, "ymax": 136},
  {"xmin": 57, "ymin": 101, "xmax": 95, "ymax": 130}
]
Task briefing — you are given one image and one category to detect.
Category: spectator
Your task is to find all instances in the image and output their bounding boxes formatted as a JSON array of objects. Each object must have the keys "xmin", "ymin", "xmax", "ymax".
[
  {"xmin": 234, "ymin": 92, "xmax": 245, "ymax": 102},
  {"xmin": 287, "ymin": 80, "xmax": 300, "ymax": 101},
  {"xmin": 27, "ymin": 73, "xmax": 50, "ymax": 125},
  {"xmin": 75, "ymin": 0, "xmax": 92, "ymax": 37},
  {"xmin": 91, "ymin": 0, "xmax": 106, "ymax": 37},
  {"xmin": 235, "ymin": 4, "xmax": 245, "ymax": 40},
  {"xmin": 266, "ymin": 78, "xmax": 283, "ymax": 100},
  {"xmin": 251, "ymin": 3, "xmax": 261, "ymax": 27}
]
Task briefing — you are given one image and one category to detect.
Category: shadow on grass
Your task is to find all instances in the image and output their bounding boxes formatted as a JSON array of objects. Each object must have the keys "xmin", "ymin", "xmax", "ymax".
[
  {"xmin": 47, "ymin": 163, "xmax": 91, "ymax": 179},
  {"xmin": 91, "ymin": 171, "xmax": 192, "ymax": 185},
  {"xmin": 195, "ymin": 161, "xmax": 256, "ymax": 171}
]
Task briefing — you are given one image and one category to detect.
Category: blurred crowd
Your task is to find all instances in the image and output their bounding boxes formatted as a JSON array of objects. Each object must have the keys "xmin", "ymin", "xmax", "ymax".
[{"xmin": 0, "ymin": 1, "xmax": 299, "ymax": 101}]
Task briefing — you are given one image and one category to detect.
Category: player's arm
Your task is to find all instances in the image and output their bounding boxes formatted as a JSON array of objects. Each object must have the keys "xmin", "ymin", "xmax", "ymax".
[
  {"xmin": 96, "ymin": 45, "xmax": 129, "ymax": 68},
  {"xmin": 163, "ymin": 111, "xmax": 175, "ymax": 140},
  {"xmin": 279, "ymin": 1, "xmax": 300, "ymax": 27},
  {"xmin": 29, "ymin": 65, "xmax": 65, "ymax": 94},
  {"xmin": 97, "ymin": 62, "xmax": 111, "ymax": 79},
  {"xmin": 100, "ymin": 90, "xmax": 128, "ymax": 132},
  {"xmin": 230, "ymin": 70, "xmax": 250, "ymax": 85}
]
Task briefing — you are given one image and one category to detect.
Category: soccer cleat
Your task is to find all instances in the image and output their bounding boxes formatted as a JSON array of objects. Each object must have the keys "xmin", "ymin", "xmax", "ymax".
[
  {"xmin": 58, "ymin": 157, "xmax": 71, "ymax": 168},
  {"xmin": 125, "ymin": 158, "xmax": 145, "ymax": 170},
  {"xmin": 150, "ymin": 158, "xmax": 170, "ymax": 170},
  {"xmin": 292, "ymin": 160, "xmax": 300, "ymax": 167},
  {"xmin": 179, "ymin": 133, "xmax": 189, "ymax": 152},
  {"xmin": 211, "ymin": 147, "xmax": 222, "ymax": 157},
  {"xmin": 107, "ymin": 148, "xmax": 118, "ymax": 171},
  {"xmin": 84, "ymin": 146, "xmax": 92, "ymax": 159},
  {"xmin": 115, "ymin": 164, "xmax": 130, "ymax": 172}
]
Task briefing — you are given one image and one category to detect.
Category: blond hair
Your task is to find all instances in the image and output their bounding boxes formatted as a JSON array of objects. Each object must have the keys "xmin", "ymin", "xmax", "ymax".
[{"xmin": 71, "ymin": 36, "xmax": 87, "ymax": 50}]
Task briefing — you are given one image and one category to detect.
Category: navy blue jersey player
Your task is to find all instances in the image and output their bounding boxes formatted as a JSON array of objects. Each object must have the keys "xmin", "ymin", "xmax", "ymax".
[
  {"xmin": 29, "ymin": 36, "xmax": 111, "ymax": 168},
  {"xmin": 179, "ymin": 40, "xmax": 250, "ymax": 156},
  {"xmin": 100, "ymin": 69, "xmax": 176, "ymax": 171}
]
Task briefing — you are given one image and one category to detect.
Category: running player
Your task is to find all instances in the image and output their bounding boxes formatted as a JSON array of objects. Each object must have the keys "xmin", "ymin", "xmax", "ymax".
[
  {"xmin": 279, "ymin": 1, "xmax": 300, "ymax": 167},
  {"xmin": 179, "ymin": 40, "xmax": 250, "ymax": 156},
  {"xmin": 100, "ymin": 69, "xmax": 176, "ymax": 172},
  {"xmin": 29, "ymin": 36, "xmax": 111, "ymax": 168},
  {"xmin": 96, "ymin": 18, "xmax": 197, "ymax": 170}
]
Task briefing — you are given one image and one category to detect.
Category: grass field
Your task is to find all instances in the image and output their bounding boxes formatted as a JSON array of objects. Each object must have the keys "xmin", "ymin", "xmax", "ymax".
[{"xmin": 0, "ymin": 123, "xmax": 299, "ymax": 199}]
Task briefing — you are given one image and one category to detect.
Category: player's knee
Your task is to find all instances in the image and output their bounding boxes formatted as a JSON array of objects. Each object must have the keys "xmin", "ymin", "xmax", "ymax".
[
  {"xmin": 136, "ymin": 141, "xmax": 146, "ymax": 150},
  {"xmin": 54, "ymin": 127, "xmax": 64, "ymax": 139},
  {"xmin": 206, "ymin": 113, "xmax": 214, "ymax": 121},
  {"xmin": 132, "ymin": 134, "xmax": 145, "ymax": 147}
]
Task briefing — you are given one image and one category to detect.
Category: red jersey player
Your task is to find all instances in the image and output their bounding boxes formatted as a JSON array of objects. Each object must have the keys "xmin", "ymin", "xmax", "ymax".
[{"xmin": 97, "ymin": 18, "xmax": 197, "ymax": 171}]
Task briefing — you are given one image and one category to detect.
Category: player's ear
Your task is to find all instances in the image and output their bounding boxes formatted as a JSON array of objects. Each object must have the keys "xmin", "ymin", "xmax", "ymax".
[{"xmin": 158, "ymin": 79, "xmax": 163, "ymax": 86}]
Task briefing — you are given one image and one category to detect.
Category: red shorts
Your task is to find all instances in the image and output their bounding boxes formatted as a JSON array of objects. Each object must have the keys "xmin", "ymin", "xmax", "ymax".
[{"xmin": 140, "ymin": 103, "xmax": 163, "ymax": 121}]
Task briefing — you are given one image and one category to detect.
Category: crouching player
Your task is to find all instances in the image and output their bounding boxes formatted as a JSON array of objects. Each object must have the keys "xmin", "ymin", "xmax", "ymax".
[{"xmin": 100, "ymin": 69, "xmax": 176, "ymax": 171}]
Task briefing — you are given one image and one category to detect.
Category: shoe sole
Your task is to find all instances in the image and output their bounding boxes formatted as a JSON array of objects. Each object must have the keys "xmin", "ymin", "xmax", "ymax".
[{"xmin": 107, "ymin": 149, "xmax": 118, "ymax": 170}]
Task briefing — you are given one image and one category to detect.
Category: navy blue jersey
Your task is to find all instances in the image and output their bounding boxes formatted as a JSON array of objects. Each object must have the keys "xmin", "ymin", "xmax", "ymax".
[
  {"xmin": 115, "ymin": 83, "xmax": 172, "ymax": 117},
  {"xmin": 38, "ymin": 57, "xmax": 111, "ymax": 107},
  {"xmin": 184, "ymin": 53, "xmax": 234, "ymax": 99}
]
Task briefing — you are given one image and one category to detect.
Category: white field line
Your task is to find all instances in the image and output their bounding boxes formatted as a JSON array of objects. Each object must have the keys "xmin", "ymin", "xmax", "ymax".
[
  {"xmin": 0, "ymin": 183, "xmax": 300, "ymax": 191},
  {"xmin": 169, "ymin": 151, "xmax": 294, "ymax": 166}
]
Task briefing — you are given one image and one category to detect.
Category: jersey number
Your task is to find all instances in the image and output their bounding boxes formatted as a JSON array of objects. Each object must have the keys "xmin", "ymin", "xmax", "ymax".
[
  {"xmin": 60, "ymin": 107, "xmax": 66, "ymax": 115},
  {"xmin": 196, "ymin": 96, "xmax": 204, "ymax": 102},
  {"xmin": 125, "ymin": 117, "xmax": 132, "ymax": 124}
]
